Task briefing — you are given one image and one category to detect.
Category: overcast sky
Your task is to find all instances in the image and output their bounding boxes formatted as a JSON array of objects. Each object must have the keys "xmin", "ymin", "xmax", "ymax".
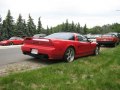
[{"xmin": 0, "ymin": 0, "xmax": 120, "ymax": 28}]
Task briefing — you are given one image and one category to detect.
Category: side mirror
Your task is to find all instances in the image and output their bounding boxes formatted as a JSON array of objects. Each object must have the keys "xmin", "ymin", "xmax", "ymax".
[{"xmin": 87, "ymin": 39, "xmax": 93, "ymax": 42}]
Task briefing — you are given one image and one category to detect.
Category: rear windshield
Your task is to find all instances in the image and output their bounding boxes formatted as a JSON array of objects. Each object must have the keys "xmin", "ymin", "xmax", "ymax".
[{"xmin": 45, "ymin": 33, "xmax": 75, "ymax": 40}]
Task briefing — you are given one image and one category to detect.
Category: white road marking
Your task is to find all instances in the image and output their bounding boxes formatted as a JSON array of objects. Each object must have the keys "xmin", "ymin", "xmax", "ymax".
[{"xmin": 0, "ymin": 45, "xmax": 22, "ymax": 49}]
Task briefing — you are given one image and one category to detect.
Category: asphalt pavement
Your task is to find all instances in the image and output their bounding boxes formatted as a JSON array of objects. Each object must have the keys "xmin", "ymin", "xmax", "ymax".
[{"xmin": 0, "ymin": 45, "xmax": 32, "ymax": 66}]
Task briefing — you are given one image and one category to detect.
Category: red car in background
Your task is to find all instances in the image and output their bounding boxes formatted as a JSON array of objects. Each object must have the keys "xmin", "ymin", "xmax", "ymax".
[
  {"xmin": 21, "ymin": 32, "xmax": 100, "ymax": 62},
  {"xmin": 96, "ymin": 34, "xmax": 119, "ymax": 47},
  {"xmin": 0, "ymin": 37, "xmax": 24, "ymax": 46}
]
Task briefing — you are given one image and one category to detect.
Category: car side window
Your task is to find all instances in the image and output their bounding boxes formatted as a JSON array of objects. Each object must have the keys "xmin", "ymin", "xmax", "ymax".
[
  {"xmin": 112, "ymin": 34, "xmax": 117, "ymax": 37},
  {"xmin": 69, "ymin": 35, "xmax": 75, "ymax": 40},
  {"xmin": 82, "ymin": 36, "xmax": 88, "ymax": 42},
  {"xmin": 118, "ymin": 34, "xmax": 120, "ymax": 38},
  {"xmin": 77, "ymin": 35, "xmax": 88, "ymax": 42}
]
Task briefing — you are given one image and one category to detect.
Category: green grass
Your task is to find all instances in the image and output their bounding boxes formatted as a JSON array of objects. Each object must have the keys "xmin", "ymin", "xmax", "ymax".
[{"xmin": 0, "ymin": 46, "xmax": 120, "ymax": 90}]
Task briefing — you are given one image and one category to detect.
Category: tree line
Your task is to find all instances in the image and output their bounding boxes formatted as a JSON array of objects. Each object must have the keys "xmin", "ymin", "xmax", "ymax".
[{"xmin": 0, "ymin": 10, "xmax": 120, "ymax": 40}]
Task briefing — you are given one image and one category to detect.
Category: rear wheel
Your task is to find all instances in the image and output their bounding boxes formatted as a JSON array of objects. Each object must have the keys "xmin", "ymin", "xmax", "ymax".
[
  {"xmin": 113, "ymin": 42, "xmax": 117, "ymax": 47},
  {"xmin": 63, "ymin": 47, "xmax": 75, "ymax": 62}
]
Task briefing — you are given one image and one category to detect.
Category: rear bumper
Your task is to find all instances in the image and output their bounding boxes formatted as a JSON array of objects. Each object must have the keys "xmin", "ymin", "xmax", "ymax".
[{"xmin": 21, "ymin": 45, "xmax": 63, "ymax": 60}]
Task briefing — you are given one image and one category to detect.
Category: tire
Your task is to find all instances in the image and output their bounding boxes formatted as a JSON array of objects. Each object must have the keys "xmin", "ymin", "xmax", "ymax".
[
  {"xmin": 63, "ymin": 47, "xmax": 75, "ymax": 62},
  {"xmin": 117, "ymin": 42, "xmax": 120, "ymax": 45},
  {"xmin": 94, "ymin": 46, "xmax": 99, "ymax": 55},
  {"xmin": 113, "ymin": 42, "xmax": 117, "ymax": 47},
  {"xmin": 9, "ymin": 42, "xmax": 14, "ymax": 45}
]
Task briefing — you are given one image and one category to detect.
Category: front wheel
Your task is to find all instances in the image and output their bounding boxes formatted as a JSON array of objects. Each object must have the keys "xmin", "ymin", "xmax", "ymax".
[
  {"xmin": 94, "ymin": 46, "xmax": 99, "ymax": 55},
  {"xmin": 9, "ymin": 42, "xmax": 14, "ymax": 45},
  {"xmin": 63, "ymin": 47, "xmax": 75, "ymax": 62}
]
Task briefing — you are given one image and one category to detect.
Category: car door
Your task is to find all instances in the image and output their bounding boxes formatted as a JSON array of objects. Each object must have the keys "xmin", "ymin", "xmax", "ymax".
[
  {"xmin": 12, "ymin": 37, "xmax": 22, "ymax": 44},
  {"xmin": 76, "ymin": 35, "xmax": 92, "ymax": 56},
  {"xmin": 16, "ymin": 37, "xmax": 23, "ymax": 44}
]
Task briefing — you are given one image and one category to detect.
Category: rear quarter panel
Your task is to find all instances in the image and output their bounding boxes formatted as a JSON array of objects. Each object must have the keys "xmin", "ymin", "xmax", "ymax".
[{"xmin": 51, "ymin": 39, "xmax": 76, "ymax": 57}]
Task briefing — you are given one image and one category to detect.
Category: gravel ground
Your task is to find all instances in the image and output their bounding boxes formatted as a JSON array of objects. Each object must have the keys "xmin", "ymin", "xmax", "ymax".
[
  {"xmin": 0, "ymin": 45, "xmax": 47, "ymax": 76},
  {"xmin": 0, "ymin": 45, "xmax": 22, "ymax": 49},
  {"xmin": 0, "ymin": 60, "xmax": 47, "ymax": 76}
]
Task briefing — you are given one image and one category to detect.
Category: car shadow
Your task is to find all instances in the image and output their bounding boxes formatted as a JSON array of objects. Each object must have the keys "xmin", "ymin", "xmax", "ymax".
[
  {"xmin": 100, "ymin": 45, "xmax": 115, "ymax": 48},
  {"xmin": 24, "ymin": 57, "xmax": 65, "ymax": 65}
]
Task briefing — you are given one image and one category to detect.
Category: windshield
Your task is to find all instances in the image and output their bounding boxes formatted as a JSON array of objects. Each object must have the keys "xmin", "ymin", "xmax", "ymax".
[
  {"xmin": 9, "ymin": 37, "xmax": 16, "ymax": 40},
  {"xmin": 9, "ymin": 37, "xmax": 23, "ymax": 40},
  {"xmin": 45, "ymin": 33, "xmax": 75, "ymax": 40}
]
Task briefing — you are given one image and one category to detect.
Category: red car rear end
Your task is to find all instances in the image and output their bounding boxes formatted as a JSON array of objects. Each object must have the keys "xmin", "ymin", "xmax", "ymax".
[
  {"xmin": 21, "ymin": 32, "xmax": 99, "ymax": 62},
  {"xmin": 96, "ymin": 34, "xmax": 119, "ymax": 47}
]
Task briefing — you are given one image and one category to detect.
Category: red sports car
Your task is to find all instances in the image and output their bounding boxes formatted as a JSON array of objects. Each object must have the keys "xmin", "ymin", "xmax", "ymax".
[
  {"xmin": 0, "ymin": 37, "xmax": 24, "ymax": 46},
  {"xmin": 96, "ymin": 34, "xmax": 119, "ymax": 47},
  {"xmin": 21, "ymin": 32, "xmax": 100, "ymax": 62}
]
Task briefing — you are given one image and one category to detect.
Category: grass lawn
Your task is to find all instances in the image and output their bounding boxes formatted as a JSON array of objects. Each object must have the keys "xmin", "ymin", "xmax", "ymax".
[{"xmin": 0, "ymin": 46, "xmax": 120, "ymax": 90}]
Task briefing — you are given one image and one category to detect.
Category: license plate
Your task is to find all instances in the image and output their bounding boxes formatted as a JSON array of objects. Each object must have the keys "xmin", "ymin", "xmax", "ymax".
[{"xmin": 31, "ymin": 49, "xmax": 38, "ymax": 54}]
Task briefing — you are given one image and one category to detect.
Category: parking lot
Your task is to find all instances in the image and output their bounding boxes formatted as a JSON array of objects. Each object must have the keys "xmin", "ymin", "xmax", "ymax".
[
  {"xmin": 0, "ymin": 45, "xmax": 110, "ymax": 76},
  {"xmin": 0, "ymin": 45, "xmax": 65, "ymax": 76}
]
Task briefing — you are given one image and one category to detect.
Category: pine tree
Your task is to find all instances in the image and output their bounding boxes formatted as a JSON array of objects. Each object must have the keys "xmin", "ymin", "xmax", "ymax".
[
  {"xmin": 76, "ymin": 23, "xmax": 81, "ymax": 33},
  {"xmin": 65, "ymin": 19, "xmax": 69, "ymax": 32},
  {"xmin": 0, "ymin": 15, "xmax": 1, "ymax": 22},
  {"xmin": 3, "ymin": 10, "xmax": 14, "ymax": 39},
  {"xmin": 50, "ymin": 27, "xmax": 53, "ymax": 34},
  {"xmin": 46, "ymin": 25, "xmax": 50, "ymax": 35},
  {"xmin": 0, "ymin": 15, "xmax": 2, "ymax": 40},
  {"xmin": 27, "ymin": 14, "xmax": 36, "ymax": 36},
  {"xmin": 70, "ymin": 21, "xmax": 75, "ymax": 32},
  {"xmin": 37, "ymin": 17, "xmax": 42, "ymax": 34},
  {"xmin": 83, "ymin": 24, "xmax": 87, "ymax": 34},
  {"xmin": 23, "ymin": 20, "xmax": 28, "ymax": 36},
  {"xmin": 61, "ymin": 22, "xmax": 65, "ymax": 32},
  {"xmin": 15, "ymin": 14, "xmax": 25, "ymax": 37}
]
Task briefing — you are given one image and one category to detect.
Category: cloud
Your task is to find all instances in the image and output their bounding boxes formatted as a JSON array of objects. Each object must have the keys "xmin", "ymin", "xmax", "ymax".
[{"xmin": 0, "ymin": 0, "xmax": 120, "ymax": 28}]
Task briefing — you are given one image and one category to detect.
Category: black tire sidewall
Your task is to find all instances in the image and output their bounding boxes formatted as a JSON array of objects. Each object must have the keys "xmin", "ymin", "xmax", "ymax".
[{"xmin": 9, "ymin": 42, "xmax": 13, "ymax": 45}]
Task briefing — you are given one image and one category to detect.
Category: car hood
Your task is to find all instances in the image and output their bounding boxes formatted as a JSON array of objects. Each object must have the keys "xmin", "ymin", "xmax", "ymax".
[{"xmin": 0, "ymin": 40, "xmax": 9, "ymax": 43}]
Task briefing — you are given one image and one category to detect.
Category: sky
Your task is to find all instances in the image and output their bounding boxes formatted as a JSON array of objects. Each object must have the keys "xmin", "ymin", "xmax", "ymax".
[{"xmin": 0, "ymin": 0, "xmax": 120, "ymax": 28}]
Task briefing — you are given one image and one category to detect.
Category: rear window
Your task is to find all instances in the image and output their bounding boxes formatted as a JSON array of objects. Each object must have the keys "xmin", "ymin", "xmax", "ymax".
[{"xmin": 45, "ymin": 33, "xmax": 75, "ymax": 40}]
